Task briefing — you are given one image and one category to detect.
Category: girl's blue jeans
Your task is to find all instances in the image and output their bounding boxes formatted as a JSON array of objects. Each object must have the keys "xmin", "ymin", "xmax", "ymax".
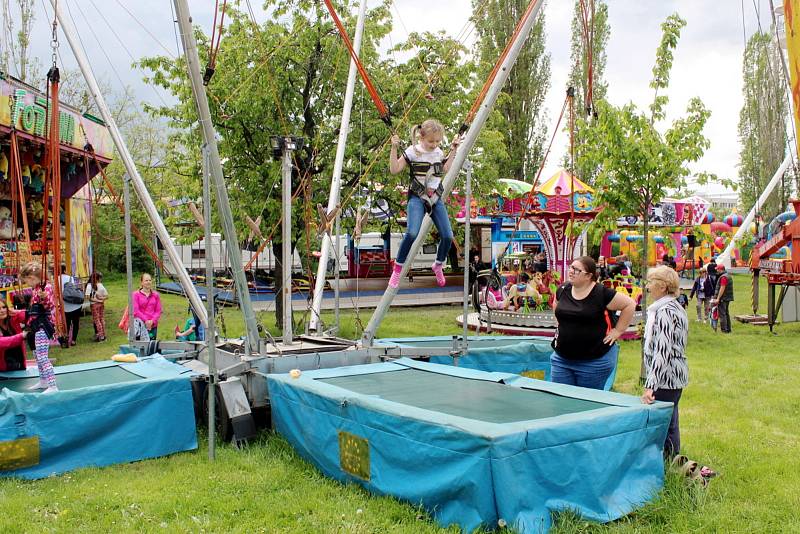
[{"xmin": 396, "ymin": 194, "xmax": 453, "ymax": 264}]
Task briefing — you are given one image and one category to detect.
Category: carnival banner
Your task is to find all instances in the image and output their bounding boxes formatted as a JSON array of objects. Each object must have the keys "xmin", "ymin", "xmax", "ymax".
[
  {"xmin": 0, "ymin": 78, "xmax": 113, "ymax": 158},
  {"xmin": 67, "ymin": 197, "xmax": 93, "ymax": 278}
]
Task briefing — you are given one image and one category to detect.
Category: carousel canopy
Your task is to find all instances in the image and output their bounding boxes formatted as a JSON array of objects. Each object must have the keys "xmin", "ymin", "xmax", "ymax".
[
  {"xmin": 536, "ymin": 169, "xmax": 594, "ymax": 196},
  {"xmin": 498, "ymin": 178, "xmax": 533, "ymax": 196}
]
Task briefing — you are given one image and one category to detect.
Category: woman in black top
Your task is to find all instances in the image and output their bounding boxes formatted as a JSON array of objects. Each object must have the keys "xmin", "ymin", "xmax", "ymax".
[{"xmin": 551, "ymin": 256, "xmax": 636, "ymax": 389}]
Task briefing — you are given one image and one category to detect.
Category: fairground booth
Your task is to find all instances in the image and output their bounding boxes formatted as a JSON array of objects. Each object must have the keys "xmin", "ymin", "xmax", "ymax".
[{"xmin": 0, "ymin": 73, "xmax": 113, "ymax": 295}]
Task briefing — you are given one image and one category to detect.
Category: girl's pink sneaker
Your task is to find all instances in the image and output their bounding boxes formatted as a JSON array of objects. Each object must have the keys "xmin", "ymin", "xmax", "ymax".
[
  {"xmin": 432, "ymin": 262, "xmax": 446, "ymax": 287},
  {"xmin": 388, "ymin": 263, "xmax": 403, "ymax": 289}
]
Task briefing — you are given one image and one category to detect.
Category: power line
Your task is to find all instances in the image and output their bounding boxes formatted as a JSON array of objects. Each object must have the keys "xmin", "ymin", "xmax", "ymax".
[
  {"xmin": 114, "ymin": 0, "xmax": 177, "ymax": 59},
  {"xmin": 84, "ymin": 0, "xmax": 172, "ymax": 108}
]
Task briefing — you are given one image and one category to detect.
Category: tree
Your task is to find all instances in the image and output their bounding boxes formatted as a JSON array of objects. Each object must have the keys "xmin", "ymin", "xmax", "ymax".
[
  {"xmin": 580, "ymin": 14, "xmax": 717, "ymax": 380},
  {"xmin": 580, "ymin": 13, "xmax": 714, "ymax": 314},
  {"xmin": 472, "ymin": 0, "xmax": 551, "ymax": 181},
  {"xmin": 566, "ymin": 0, "xmax": 610, "ymax": 184},
  {"xmin": 738, "ymin": 31, "xmax": 792, "ymax": 223},
  {"xmin": 139, "ymin": 1, "xmax": 503, "ymax": 330},
  {"xmin": 567, "ymin": 0, "xmax": 610, "ymax": 116},
  {"xmin": 91, "ymin": 86, "xmax": 171, "ymax": 276},
  {"xmin": 1, "ymin": 0, "xmax": 38, "ymax": 83}
]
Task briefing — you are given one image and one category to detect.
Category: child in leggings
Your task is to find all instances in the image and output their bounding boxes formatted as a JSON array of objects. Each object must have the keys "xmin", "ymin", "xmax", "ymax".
[
  {"xmin": 388, "ymin": 119, "xmax": 461, "ymax": 289},
  {"xmin": 86, "ymin": 271, "xmax": 109, "ymax": 341},
  {"xmin": 19, "ymin": 261, "xmax": 58, "ymax": 393}
]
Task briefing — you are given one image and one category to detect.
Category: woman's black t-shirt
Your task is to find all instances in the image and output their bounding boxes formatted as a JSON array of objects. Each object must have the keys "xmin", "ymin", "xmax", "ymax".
[{"xmin": 553, "ymin": 282, "xmax": 618, "ymax": 361}]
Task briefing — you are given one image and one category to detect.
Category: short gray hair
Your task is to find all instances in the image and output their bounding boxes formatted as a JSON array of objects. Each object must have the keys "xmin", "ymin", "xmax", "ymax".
[{"xmin": 647, "ymin": 265, "xmax": 680, "ymax": 297}]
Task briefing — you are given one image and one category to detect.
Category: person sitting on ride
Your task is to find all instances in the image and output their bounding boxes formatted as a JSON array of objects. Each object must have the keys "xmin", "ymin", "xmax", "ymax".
[
  {"xmin": 533, "ymin": 252, "xmax": 548, "ymax": 274},
  {"xmin": 388, "ymin": 119, "xmax": 461, "ymax": 289},
  {"xmin": 504, "ymin": 272, "xmax": 542, "ymax": 311}
]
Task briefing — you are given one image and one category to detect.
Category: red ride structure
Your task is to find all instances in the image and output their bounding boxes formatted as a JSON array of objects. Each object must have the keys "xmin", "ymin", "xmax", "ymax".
[{"xmin": 749, "ymin": 199, "xmax": 800, "ymax": 331}]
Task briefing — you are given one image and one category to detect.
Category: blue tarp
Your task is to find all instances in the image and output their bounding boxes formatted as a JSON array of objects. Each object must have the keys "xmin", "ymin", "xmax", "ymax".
[
  {"xmin": 376, "ymin": 335, "xmax": 618, "ymax": 390},
  {"xmin": 0, "ymin": 356, "xmax": 198, "ymax": 479},
  {"xmin": 269, "ymin": 359, "xmax": 672, "ymax": 533}
]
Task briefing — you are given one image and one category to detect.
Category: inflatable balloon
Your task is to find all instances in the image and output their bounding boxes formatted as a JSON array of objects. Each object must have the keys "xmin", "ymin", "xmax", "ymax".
[
  {"xmin": 710, "ymin": 221, "xmax": 732, "ymax": 234},
  {"xmin": 724, "ymin": 214, "xmax": 743, "ymax": 227},
  {"xmin": 749, "ymin": 222, "xmax": 758, "ymax": 235},
  {"xmin": 704, "ymin": 212, "xmax": 715, "ymax": 224},
  {"xmin": 608, "ymin": 233, "xmax": 621, "ymax": 242},
  {"xmin": 653, "ymin": 235, "xmax": 665, "ymax": 244},
  {"xmin": 626, "ymin": 234, "xmax": 643, "ymax": 242},
  {"xmin": 680, "ymin": 235, "xmax": 688, "ymax": 245},
  {"xmin": 714, "ymin": 236, "xmax": 726, "ymax": 250}
]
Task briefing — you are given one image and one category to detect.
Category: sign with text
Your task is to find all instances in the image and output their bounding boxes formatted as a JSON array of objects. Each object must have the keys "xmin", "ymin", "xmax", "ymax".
[{"xmin": 0, "ymin": 78, "xmax": 113, "ymax": 158}]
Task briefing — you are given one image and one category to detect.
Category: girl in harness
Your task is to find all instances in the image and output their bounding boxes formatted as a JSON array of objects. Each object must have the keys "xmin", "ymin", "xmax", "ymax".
[
  {"xmin": 388, "ymin": 119, "xmax": 461, "ymax": 288},
  {"xmin": 19, "ymin": 261, "xmax": 58, "ymax": 393}
]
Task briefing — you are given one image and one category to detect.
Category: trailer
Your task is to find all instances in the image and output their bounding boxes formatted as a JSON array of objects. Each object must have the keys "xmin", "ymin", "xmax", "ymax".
[{"xmin": 160, "ymin": 233, "xmax": 303, "ymax": 275}]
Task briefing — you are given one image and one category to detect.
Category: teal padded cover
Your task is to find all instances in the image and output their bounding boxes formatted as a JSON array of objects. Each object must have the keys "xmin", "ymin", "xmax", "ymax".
[
  {"xmin": 0, "ymin": 356, "xmax": 197, "ymax": 479},
  {"xmin": 269, "ymin": 358, "xmax": 672, "ymax": 533}
]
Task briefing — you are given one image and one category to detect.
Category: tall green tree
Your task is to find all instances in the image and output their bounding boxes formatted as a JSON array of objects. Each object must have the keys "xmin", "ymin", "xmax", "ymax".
[
  {"xmin": 567, "ymin": 0, "xmax": 609, "ymax": 117},
  {"xmin": 1, "ymin": 0, "xmax": 37, "ymax": 82},
  {"xmin": 472, "ymin": 0, "xmax": 550, "ymax": 181},
  {"xmin": 139, "ymin": 1, "xmax": 500, "ymax": 329},
  {"xmin": 738, "ymin": 31, "xmax": 791, "ymax": 223},
  {"xmin": 566, "ymin": 0, "xmax": 609, "ymax": 184},
  {"xmin": 580, "ymin": 14, "xmax": 714, "ymax": 308}
]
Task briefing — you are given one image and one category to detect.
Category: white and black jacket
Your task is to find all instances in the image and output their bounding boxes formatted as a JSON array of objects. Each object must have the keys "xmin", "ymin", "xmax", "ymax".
[{"xmin": 643, "ymin": 297, "xmax": 689, "ymax": 391}]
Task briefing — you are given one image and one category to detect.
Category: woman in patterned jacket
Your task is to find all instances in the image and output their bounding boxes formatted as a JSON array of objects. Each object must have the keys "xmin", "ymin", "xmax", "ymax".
[{"xmin": 641, "ymin": 265, "xmax": 689, "ymax": 457}]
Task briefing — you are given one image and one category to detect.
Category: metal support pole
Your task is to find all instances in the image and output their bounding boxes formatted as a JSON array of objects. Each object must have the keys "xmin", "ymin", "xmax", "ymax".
[
  {"xmin": 203, "ymin": 146, "xmax": 217, "ymax": 461},
  {"xmin": 768, "ymin": 282, "xmax": 776, "ymax": 332},
  {"xmin": 124, "ymin": 174, "xmax": 134, "ymax": 345},
  {"xmin": 334, "ymin": 214, "xmax": 342, "ymax": 333},
  {"xmin": 462, "ymin": 160, "xmax": 473, "ymax": 350},
  {"xmin": 173, "ymin": 0, "xmax": 260, "ymax": 353},
  {"xmin": 310, "ymin": 0, "xmax": 368, "ymax": 332},
  {"xmin": 753, "ymin": 268, "xmax": 760, "ymax": 315},
  {"xmin": 50, "ymin": 0, "xmax": 207, "ymax": 328},
  {"xmin": 282, "ymin": 146, "xmax": 294, "ymax": 344},
  {"xmin": 361, "ymin": 0, "xmax": 546, "ymax": 346}
]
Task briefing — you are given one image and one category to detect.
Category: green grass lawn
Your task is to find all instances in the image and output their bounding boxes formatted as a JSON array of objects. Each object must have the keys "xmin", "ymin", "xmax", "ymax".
[{"xmin": 1, "ymin": 273, "xmax": 798, "ymax": 533}]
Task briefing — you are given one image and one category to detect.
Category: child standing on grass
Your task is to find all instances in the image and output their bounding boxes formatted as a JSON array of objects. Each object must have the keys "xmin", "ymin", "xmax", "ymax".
[
  {"xmin": 19, "ymin": 261, "xmax": 58, "ymax": 393},
  {"xmin": 175, "ymin": 307, "xmax": 199, "ymax": 341},
  {"xmin": 689, "ymin": 269, "xmax": 712, "ymax": 323},
  {"xmin": 86, "ymin": 271, "xmax": 109, "ymax": 342},
  {"xmin": 387, "ymin": 119, "xmax": 461, "ymax": 289}
]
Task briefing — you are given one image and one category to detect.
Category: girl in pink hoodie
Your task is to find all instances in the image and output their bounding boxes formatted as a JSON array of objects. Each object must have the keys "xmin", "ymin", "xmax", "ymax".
[{"xmin": 132, "ymin": 273, "xmax": 162, "ymax": 340}]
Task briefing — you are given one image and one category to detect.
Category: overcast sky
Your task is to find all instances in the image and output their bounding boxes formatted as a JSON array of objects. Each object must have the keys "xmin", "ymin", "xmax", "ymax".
[{"xmin": 6, "ymin": 0, "xmax": 779, "ymax": 196}]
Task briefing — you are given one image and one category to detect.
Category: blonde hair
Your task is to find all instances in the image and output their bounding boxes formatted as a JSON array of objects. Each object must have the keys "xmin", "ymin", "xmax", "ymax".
[
  {"xmin": 647, "ymin": 265, "xmax": 680, "ymax": 297},
  {"xmin": 20, "ymin": 261, "xmax": 44, "ymax": 280},
  {"xmin": 411, "ymin": 119, "xmax": 444, "ymax": 144}
]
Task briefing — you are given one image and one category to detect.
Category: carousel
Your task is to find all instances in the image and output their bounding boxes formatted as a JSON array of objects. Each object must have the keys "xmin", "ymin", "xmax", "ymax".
[{"xmin": 460, "ymin": 169, "xmax": 643, "ymax": 338}]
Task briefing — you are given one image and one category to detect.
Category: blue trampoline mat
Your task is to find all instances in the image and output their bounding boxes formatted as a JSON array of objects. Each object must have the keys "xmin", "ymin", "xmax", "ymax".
[{"xmin": 321, "ymin": 368, "xmax": 609, "ymax": 423}]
